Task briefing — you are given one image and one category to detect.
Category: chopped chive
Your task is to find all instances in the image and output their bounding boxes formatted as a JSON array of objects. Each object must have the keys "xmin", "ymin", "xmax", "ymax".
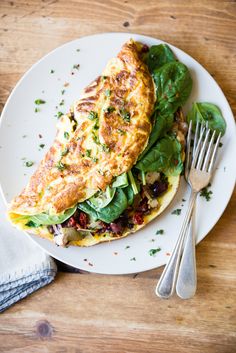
[
  {"xmin": 61, "ymin": 89, "xmax": 65, "ymax": 95},
  {"xmin": 39, "ymin": 144, "xmax": 45, "ymax": 149},
  {"xmin": 24, "ymin": 161, "xmax": 34, "ymax": 167},
  {"xmin": 105, "ymin": 89, "xmax": 111, "ymax": 97},
  {"xmin": 156, "ymin": 229, "xmax": 164, "ymax": 235},
  {"xmin": 76, "ymin": 48, "xmax": 80, "ymax": 52},
  {"xmin": 88, "ymin": 111, "xmax": 98, "ymax": 120},
  {"xmin": 130, "ymin": 257, "xmax": 136, "ymax": 261},
  {"xmin": 64, "ymin": 131, "xmax": 70, "ymax": 139},
  {"xmin": 56, "ymin": 111, "xmax": 64, "ymax": 119},
  {"xmin": 56, "ymin": 161, "xmax": 66, "ymax": 171},
  {"xmin": 59, "ymin": 99, "xmax": 65, "ymax": 106},
  {"xmin": 117, "ymin": 129, "xmax": 125, "ymax": 135},
  {"xmin": 34, "ymin": 99, "xmax": 46, "ymax": 105},
  {"xmin": 34, "ymin": 107, "xmax": 40, "ymax": 113},
  {"xmin": 61, "ymin": 147, "xmax": 69, "ymax": 156},
  {"xmin": 171, "ymin": 209, "xmax": 181, "ymax": 215},
  {"xmin": 85, "ymin": 149, "xmax": 92, "ymax": 157},
  {"xmin": 50, "ymin": 69, "xmax": 55, "ymax": 74},
  {"xmin": 149, "ymin": 248, "xmax": 161, "ymax": 256}
]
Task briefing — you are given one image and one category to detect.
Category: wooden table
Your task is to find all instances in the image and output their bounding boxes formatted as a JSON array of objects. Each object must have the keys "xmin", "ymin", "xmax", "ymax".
[{"xmin": 0, "ymin": 1, "xmax": 235, "ymax": 352}]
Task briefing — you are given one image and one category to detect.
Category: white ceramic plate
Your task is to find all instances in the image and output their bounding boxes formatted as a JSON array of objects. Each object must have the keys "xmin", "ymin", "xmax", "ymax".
[{"xmin": 0, "ymin": 33, "xmax": 235, "ymax": 274}]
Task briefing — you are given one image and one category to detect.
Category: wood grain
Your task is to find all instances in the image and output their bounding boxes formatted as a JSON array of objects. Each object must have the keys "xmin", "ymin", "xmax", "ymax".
[{"xmin": 0, "ymin": 1, "xmax": 236, "ymax": 352}]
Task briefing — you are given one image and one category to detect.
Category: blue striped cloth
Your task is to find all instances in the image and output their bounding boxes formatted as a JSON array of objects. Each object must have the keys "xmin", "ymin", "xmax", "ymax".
[{"xmin": 0, "ymin": 196, "xmax": 57, "ymax": 312}]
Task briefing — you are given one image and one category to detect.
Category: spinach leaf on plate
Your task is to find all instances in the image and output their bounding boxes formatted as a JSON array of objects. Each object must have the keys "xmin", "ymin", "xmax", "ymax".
[
  {"xmin": 135, "ymin": 135, "xmax": 183, "ymax": 176},
  {"xmin": 187, "ymin": 102, "xmax": 226, "ymax": 136},
  {"xmin": 153, "ymin": 61, "xmax": 192, "ymax": 116},
  {"xmin": 138, "ymin": 112, "xmax": 174, "ymax": 160},
  {"xmin": 78, "ymin": 188, "xmax": 128, "ymax": 223},
  {"xmin": 146, "ymin": 44, "xmax": 176, "ymax": 73},
  {"xmin": 27, "ymin": 206, "xmax": 77, "ymax": 226}
]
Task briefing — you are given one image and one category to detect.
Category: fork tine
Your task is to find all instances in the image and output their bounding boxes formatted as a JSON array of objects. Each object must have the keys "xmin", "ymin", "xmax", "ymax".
[
  {"xmin": 202, "ymin": 130, "xmax": 216, "ymax": 171},
  {"xmin": 196, "ymin": 128, "xmax": 211, "ymax": 170},
  {"xmin": 191, "ymin": 126, "xmax": 206, "ymax": 168},
  {"xmin": 193, "ymin": 120, "xmax": 200, "ymax": 156},
  {"xmin": 185, "ymin": 120, "xmax": 192, "ymax": 179},
  {"xmin": 208, "ymin": 132, "xmax": 222, "ymax": 173}
]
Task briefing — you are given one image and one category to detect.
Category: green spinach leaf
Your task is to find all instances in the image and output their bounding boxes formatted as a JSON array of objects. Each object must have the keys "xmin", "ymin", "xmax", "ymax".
[
  {"xmin": 146, "ymin": 44, "xmax": 175, "ymax": 73},
  {"xmin": 77, "ymin": 202, "xmax": 99, "ymax": 221},
  {"xmin": 27, "ymin": 206, "xmax": 77, "ymax": 226},
  {"xmin": 88, "ymin": 185, "xmax": 116, "ymax": 209},
  {"xmin": 112, "ymin": 173, "xmax": 129, "ymax": 188},
  {"xmin": 138, "ymin": 112, "xmax": 174, "ymax": 160},
  {"xmin": 135, "ymin": 135, "xmax": 183, "ymax": 176},
  {"xmin": 123, "ymin": 185, "xmax": 134, "ymax": 206},
  {"xmin": 153, "ymin": 61, "xmax": 192, "ymax": 115},
  {"xmin": 187, "ymin": 102, "xmax": 226, "ymax": 135}
]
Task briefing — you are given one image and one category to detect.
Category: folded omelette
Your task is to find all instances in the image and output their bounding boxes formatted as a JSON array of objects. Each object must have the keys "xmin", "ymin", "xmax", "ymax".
[{"xmin": 8, "ymin": 40, "xmax": 192, "ymax": 246}]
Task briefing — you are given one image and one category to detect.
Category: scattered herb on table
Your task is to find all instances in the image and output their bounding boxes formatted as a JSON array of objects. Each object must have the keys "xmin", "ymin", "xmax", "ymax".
[
  {"xmin": 149, "ymin": 248, "xmax": 161, "ymax": 256},
  {"xmin": 171, "ymin": 208, "xmax": 181, "ymax": 215},
  {"xmin": 156, "ymin": 229, "xmax": 164, "ymax": 235},
  {"xmin": 35, "ymin": 99, "xmax": 46, "ymax": 105}
]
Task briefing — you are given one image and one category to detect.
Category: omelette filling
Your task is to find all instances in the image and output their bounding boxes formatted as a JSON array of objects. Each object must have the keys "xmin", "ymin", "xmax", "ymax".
[{"xmin": 9, "ymin": 41, "xmax": 194, "ymax": 246}]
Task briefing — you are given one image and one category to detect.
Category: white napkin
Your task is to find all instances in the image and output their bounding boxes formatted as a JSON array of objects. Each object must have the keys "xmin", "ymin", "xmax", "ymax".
[{"xmin": 0, "ymin": 195, "xmax": 57, "ymax": 312}]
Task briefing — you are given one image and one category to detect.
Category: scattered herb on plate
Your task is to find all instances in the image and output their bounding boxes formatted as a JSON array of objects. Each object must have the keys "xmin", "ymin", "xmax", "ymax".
[
  {"xmin": 130, "ymin": 257, "xmax": 136, "ymax": 261},
  {"xmin": 171, "ymin": 208, "xmax": 181, "ymax": 215},
  {"xmin": 35, "ymin": 99, "xmax": 46, "ymax": 105},
  {"xmin": 156, "ymin": 229, "xmax": 164, "ymax": 235},
  {"xmin": 149, "ymin": 248, "xmax": 161, "ymax": 256},
  {"xmin": 24, "ymin": 160, "xmax": 34, "ymax": 167},
  {"xmin": 50, "ymin": 69, "xmax": 55, "ymax": 74},
  {"xmin": 200, "ymin": 185, "xmax": 213, "ymax": 201}
]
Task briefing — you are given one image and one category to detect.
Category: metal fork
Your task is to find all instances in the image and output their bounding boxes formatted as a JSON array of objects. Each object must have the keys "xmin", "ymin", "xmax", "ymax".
[
  {"xmin": 156, "ymin": 122, "xmax": 221, "ymax": 299},
  {"xmin": 176, "ymin": 120, "xmax": 205, "ymax": 299}
]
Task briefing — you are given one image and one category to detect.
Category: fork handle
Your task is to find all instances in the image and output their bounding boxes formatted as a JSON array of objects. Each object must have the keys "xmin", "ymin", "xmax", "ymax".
[
  {"xmin": 176, "ymin": 210, "xmax": 197, "ymax": 299},
  {"xmin": 155, "ymin": 191, "xmax": 198, "ymax": 299}
]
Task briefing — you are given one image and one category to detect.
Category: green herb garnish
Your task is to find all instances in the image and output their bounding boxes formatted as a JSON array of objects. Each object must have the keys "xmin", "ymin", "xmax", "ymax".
[
  {"xmin": 34, "ymin": 107, "xmax": 40, "ymax": 113},
  {"xmin": 156, "ymin": 229, "xmax": 164, "ymax": 235},
  {"xmin": 130, "ymin": 257, "xmax": 136, "ymax": 261},
  {"xmin": 171, "ymin": 208, "xmax": 181, "ymax": 215},
  {"xmin": 105, "ymin": 89, "xmax": 111, "ymax": 97},
  {"xmin": 88, "ymin": 111, "xmax": 98, "ymax": 120},
  {"xmin": 35, "ymin": 99, "xmax": 46, "ymax": 105},
  {"xmin": 61, "ymin": 148, "xmax": 69, "ymax": 156},
  {"xmin": 56, "ymin": 111, "xmax": 64, "ymax": 119},
  {"xmin": 64, "ymin": 131, "xmax": 70, "ymax": 139},
  {"xmin": 149, "ymin": 248, "xmax": 161, "ymax": 256},
  {"xmin": 39, "ymin": 144, "xmax": 45, "ymax": 149},
  {"xmin": 24, "ymin": 161, "xmax": 34, "ymax": 167},
  {"xmin": 85, "ymin": 149, "xmax": 92, "ymax": 157},
  {"xmin": 102, "ymin": 144, "xmax": 110, "ymax": 153},
  {"xmin": 105, "ymin": 106, "xmax": 115, "ymax": 114},
  {"xmin": 73, "ymin": 64, "xmax": 80, "ymax": 70},
  {"xmin": 61, "ymin": 89, "xmax": 65, "ymax": 95},
  {"xmin": 50, "ymin": 69, "xmax": 55, "ymax": 74},
  {"xmin": 92, "ymin": 157, "xmax": 98, "ymax": 163},
  {"xmin": 200, "ymin": 187, "xmax": 213, "ymax": 201},
  {"xmin": 56, "ymin": 161, "xmax": 66, "ymax": 171},
  {"xmin": 59, "ymin": 99, "xmax": 64, "ymax": 106},
  {"xmin": 120, "ymin": 108, "xmax": 130, "ymax": 122},
  {"xmin": 117, "ymin": 129, "xmax": 125, "ymax": 135}
]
